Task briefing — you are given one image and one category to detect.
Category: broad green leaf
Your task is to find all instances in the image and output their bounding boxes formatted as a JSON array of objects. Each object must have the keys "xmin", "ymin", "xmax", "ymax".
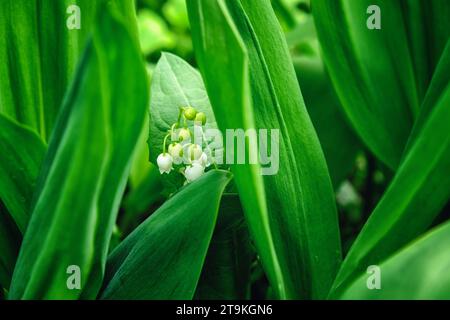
[
  {"xmin": 0, "ymin": 201, "xmax": 21, "ymax": 291},
  {"xmin": 188, "ymin": 0, "xmax": 341, "ymax": 299},
  {"xmin": 147, "ymin": 52, "xmax": 218, "ymax": 163},
  {"xmin": 100, "ymin": 170, "xmax": 232, "ymax": 300},
  {"xmin": 0, "ymin": 0, "xmax": 139, "ymax": 141},
  {"xmin": 405, "ymin": 41, "xmax": 450, "ymax": 150},
  {"xmin": 9, "ymin": 7, "xmax": 147, "ymax": 299},
  {"xmin": 195, "ymin": 194, "xmax": 253, "ymax": 300},
  {"xmin": 331, "ymin": 61, "xmax": 450, "ymax": 296},
  {"xmin": 398, "ymin": 0, "xmax": 449, "ymax": 104},
  {"xmin": 187, "ymin": 0, "xmax": 284, "ymax": 298},
  {"xmin": 0, "ymin": 114, "xmax": 46, "ymax": 233},
  {"xmin": 293, "ymin": 55, "xmax": 361, "ymax": 188},
  {"xmin": 341, "ymin": 221, "xmax": 450, "ymax": 300},
  {"xmin": 313, "ymin": 0, "xmax": 420, "ymax": 169},
  {"xmin": 0, "ymin": 0, "xmax": 104, "ymax": 140}
]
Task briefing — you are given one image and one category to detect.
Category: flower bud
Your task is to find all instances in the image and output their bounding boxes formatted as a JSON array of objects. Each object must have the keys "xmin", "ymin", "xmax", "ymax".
[
  {"xmin": 195, "ymin": 112, "xmax": 207, "ymax": 125},
  {"xmin": 168, "ymin": 143, "xmax": 183, "ymax": 165},
  {"xmin": 184, "ymin": 163, "xmax": 205, "ymax": 183},
  {"xmin": 184, "ymin": 107, "xmax": 197, "ymax": 120},
  {"xmin": 157, "ymin": 153, "xmax": 173, "ymax": 174}
]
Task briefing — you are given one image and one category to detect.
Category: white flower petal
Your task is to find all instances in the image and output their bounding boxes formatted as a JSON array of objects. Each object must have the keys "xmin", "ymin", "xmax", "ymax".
[{"xmin": 157, "ymin": 153, "xmax": 173, "ymax": 174}]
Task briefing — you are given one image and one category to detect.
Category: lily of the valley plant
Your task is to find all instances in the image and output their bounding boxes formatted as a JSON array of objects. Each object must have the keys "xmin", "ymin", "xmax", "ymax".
[{"xmin": 0, "ymin": 0, "xmax": 449, "ymax": 300}]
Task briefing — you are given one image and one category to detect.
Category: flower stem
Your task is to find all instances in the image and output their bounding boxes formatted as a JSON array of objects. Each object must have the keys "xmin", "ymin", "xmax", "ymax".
[{"xmin": 162, "ymin": 133, "xmax": 171, "ymax": 154}]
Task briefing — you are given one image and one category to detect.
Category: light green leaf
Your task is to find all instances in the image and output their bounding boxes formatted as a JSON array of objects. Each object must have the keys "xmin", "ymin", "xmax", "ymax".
[
  {"xmin": 293, "ymin": 55, "xmax": 361, "ymax": 187},
  {"xmin": 341, "ymin": 221, "xmax": 450, "ymax": 300},
  {"xmin": 100, "ymin": 170, "xmax": 232, "ymax": 300},
  {"xmin": 0, "ymin": 114, "xmax": 46, "ymax": 233},
  {"xmin": 195, "ymin": 194, "xmax": 253, "ymax": 300},
  {"xmin": 188, "ymin": 0, "xmax": 341, "ymax": 299},
  {"xmin": 147, "ymin": 52, "xmax": 218, "ymax": 163},
  {"xmin": 331, "ymin": 56, "xmax": 450, "ymax": 296},
  {"xmin": 9, "ymin": 7, "xmax": 147, "ymax": 299},
  {"xmin": 0, "ymin": 0, "xmax": 106, "ymax": 140}
]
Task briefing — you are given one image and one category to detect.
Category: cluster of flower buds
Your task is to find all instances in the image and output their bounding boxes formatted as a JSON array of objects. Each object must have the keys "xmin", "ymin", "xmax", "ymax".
[{"xmin": 156, "ymin": 106, "xmax": 212, "ymax": 184}]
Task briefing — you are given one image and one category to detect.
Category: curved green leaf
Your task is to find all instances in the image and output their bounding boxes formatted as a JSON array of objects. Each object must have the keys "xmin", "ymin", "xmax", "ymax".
[
  {"xmin": 195, "ymin": 194, "xmax": 253, "ymax": 300},
  {"xmin": 341, "ymin": 221, "xmax": 450, "ymax": 300},
  {"xmin": 293, "ymin": 54, "xmax": 361, "ymax": 187},
  {"xmin": 331, "ymin": 59, "xmax": 450, "ymax": 296},
  {"xmin": 188, "ymin": 0, "xmax": 341, "ymax": 299},
  {"xmin": 100, "ymin": 170, "xmax": 232, "ymax": 300},
  {"xmin": 147, "ymin": 52, "xmax": 218, "ymax": 163},
  {"xmin": 0, "ymin": 114, "xmax": 46, "ymax": 233},
  {"xmin": 313, "ymin": 0, "xmax": 420, "ymax": 169},
  {"xmin": 0, "ymin": 0, "xmax": 106, "ymax": 140},
  {"xmin": 0, "ymin": 201, "xmax": 21, "ymax": 291},
  {"xmin": 9, "ymin": 7, "xmax": 147, "ymax": 299},
  {"xmin": 405, "ymin": 41, "xmax": 450, "ymax": 150}
]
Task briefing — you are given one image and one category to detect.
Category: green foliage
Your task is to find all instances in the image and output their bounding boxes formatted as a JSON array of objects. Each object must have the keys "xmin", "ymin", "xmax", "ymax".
[
  {"xmin": 101, "ymin": 170, "xmax": 232, "ymax": 299},
  {"xmin": 0, "ymin": 115, "xmax": 46, "ymax": 233},
  {"xmin": 341, "ymin": 221, "xmax": 450, "ymax": 299},
  {"xmin": 312, "ymin": 0, "xmax": 449, "ymax": 169},
  {"xmin": 195, "ymin": 194, "xmax": 253, "ymax": 300},
  {"xmin": 187, "ymin": 0, "xmax": 341, "ymax": 299},
  {"xmin": 8, "ymin": 5, "xmax": 148, "ymax": 299},
  {"xmin": 0, "ymin": 0, "xmax": 449, "ymax": 301}
]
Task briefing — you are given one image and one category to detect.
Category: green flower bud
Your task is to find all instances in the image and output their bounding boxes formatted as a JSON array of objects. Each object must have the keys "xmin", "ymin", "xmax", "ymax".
[
  {"xmin": 195, "ymin": 112, "xmax": 207, "ymax": 125},
  {"xmin": 184, "ymin": 107, "xmax": 197, "ymax": 120}
]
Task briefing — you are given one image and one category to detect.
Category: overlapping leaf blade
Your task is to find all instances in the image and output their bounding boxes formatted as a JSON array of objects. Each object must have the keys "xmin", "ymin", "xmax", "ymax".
[
  {"xmin": 341, "ymin": 221, "xmax": 450, "ymax": 300},
  {"xmin": 9, "ymin": 7, "xmax": 147, "ymax": 299},
  {"xmin": 187, "ymin": 0, "xmax": 285, "ymax": 298},
  {"xmin": 313, "ymin": 0, "xmax": 420, "ymax": 169},
  {"xmin": 0, "ymin": 115, "xmax": 46, "ymax": 233},
  {"xmin": 0, "ymin": 202, "xmax": 21, "ymax": 290},
  {"xmin": 188, "ymin": 0, "xmax": 341, "ymax": 299},
  {"xmin": 0, "ymin": 0, "xmax": 106, "ymax": 140},
  {"xmin": 293, "ymin": 54, "xmax": 361, "ymax": 187},
  {"xmin": 331, "ymin": 50, "xmax": 450, "ymax": 296},
  {"xmin": 101, "ymin": 170, "xmax": 232, "ymax": 300},
  {"xmin": 195, "ymin": 194, "xmax": 253, "ymax": 300}
]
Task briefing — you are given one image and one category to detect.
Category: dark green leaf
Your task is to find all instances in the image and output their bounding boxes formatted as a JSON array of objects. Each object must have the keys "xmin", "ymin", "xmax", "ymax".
[
  {"xmin": 101, "ymin": 170, "xmax": 232, "ymax": 300},
  {"xmin": 195, "ymin": 194, "xmax": 253, "ymax": 300},
  {"xmin": 0, "ymin": 201, "xmax": 21, "ymax": 291},
  {"xmin": 0, "ymin": 114, "xmax": 46, "ymax": 233},
  {"xmin": 331, "ymin": 57, "xmax": 450, "ymax": 296},
  {"xmin": 313, "ymin": 0, "xmax": 420, "ymax": 169}
]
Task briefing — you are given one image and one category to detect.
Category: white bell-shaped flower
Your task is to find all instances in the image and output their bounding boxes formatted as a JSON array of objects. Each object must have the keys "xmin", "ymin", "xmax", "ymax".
[
  {"xmin": 187, "ymin": 144, "xmax": 203, "ymax": 161},
  {"xmin": 193, "ymin": 152, "xmax": 210, "ymax": 168},
  {"xmin": 184, "ymin": 163, "xmax": 205, "ymax": 183},
  {"xmin": 168, "ymin": 143, "xmax": 183, "ymax": 165},
  {"xmin": 157, "ymin": 153, "xmax": 173, "ymax": 174},
  {"xmin": 177, "ymin": 128, "xmax": 191, "ymax": 145}
]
